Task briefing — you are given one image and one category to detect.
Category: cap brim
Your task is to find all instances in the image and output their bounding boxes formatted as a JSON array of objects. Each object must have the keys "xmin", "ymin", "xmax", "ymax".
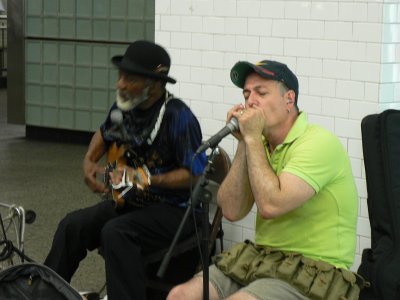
[{"xmin": 111, "ymin": 56, "xmax": 177, "ymax": 84}]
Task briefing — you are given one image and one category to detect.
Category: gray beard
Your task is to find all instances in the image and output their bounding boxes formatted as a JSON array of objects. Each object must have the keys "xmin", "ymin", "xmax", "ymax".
[{"xmin": 116, "ymin": 87, "xmax": 150, "ymax": 111}]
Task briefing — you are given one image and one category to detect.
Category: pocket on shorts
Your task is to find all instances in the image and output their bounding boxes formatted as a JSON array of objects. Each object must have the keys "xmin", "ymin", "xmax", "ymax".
[
  {"xmin": 214, "ymin": 241, "xmax": 248, "ymax": 272},
  {"xmin": 326, "ymin": 269, "xmax": 359, "ymax": 300},
  {"xmin": 308, "ymin": 261, "xmax": 335, "ymax": 299},
  {"xmin": 291, "ymin": 257, "xmax": 318, "ymax": 295},
  {"xmin": 276, "ymin": 252, "xmax": 302, "ymax": 281},
  {"xmin": 248, "ymin": 249, "xmax": 284, "ymax": 282},
  {"xmin": 215, "ymin": 240, "xmax": 259, "ymax": 285}
]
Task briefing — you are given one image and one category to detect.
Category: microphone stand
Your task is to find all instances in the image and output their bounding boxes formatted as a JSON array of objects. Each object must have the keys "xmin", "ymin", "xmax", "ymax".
[{"xmin": 156, "ymin": 147, "xmax": 219, "ymax": 300}]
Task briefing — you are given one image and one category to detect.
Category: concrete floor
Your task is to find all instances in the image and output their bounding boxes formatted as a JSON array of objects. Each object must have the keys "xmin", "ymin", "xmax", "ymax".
[{"xmin": 0, "ymin": 88, "xmax": 106, "ymax": 295}]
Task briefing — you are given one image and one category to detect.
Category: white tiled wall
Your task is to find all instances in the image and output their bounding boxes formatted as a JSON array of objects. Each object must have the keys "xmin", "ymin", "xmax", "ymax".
[{"xmin": 155, "ymin": 0, "xmax": 400, "ymax": 272}]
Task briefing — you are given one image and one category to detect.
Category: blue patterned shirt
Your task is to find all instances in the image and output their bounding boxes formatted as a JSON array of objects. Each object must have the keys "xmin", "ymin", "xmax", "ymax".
[{"xmin": 100, "ymin": 96, "xmax": 207, "ymax": 206}]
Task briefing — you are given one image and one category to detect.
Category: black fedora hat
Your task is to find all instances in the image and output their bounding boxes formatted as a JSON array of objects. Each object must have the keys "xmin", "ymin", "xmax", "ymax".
[{"xmin": 112, "ymin": 40, "xmax": 176, "ymax": 84}]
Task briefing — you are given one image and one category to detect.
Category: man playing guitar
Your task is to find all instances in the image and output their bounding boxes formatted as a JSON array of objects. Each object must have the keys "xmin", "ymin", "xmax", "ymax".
[{"xmin": 44, "ymin": 40, "xmax": 207, "ymax": 300}]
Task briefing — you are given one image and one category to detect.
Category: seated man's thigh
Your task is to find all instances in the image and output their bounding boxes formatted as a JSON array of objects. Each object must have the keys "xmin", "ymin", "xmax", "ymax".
[
  {"xmin": 197, "ymin": 265, "xmax": 242, "ymax": 299},
  {"xmin": 241, "ymin": 278, "xmax": 309, "ymax": 300}
]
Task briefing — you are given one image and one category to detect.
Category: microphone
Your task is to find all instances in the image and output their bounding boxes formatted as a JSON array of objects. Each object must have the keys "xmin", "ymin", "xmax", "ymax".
[
  {"xmin": 196, "ymin": 117, "xmax": 239, "ymax": 154},
  {"xmin": 110, "ymin": 109, "xmax": 130, "ymax": 143},
  {"xmin": 110, "ymin": 108, "xmax": 123, "ymax": 125}
]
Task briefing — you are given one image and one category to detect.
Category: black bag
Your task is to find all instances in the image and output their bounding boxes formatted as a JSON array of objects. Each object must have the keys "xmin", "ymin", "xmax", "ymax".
[
  {"xmin": 357, "ymin": 109, "xmax": 400, "ymax": 300},
  {"xmin": 0, "ymin": 263, "xmax": 82, "ymax": 299}
]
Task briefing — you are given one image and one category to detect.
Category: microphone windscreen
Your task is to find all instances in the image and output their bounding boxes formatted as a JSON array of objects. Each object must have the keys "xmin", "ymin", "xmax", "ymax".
[{"xmin": 110, "ymin": 109, "xmax": 123, "ymax": 125}]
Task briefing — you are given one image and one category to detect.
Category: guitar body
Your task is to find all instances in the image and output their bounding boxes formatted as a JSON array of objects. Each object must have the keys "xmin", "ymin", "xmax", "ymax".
[
  {"xmin": 106, "ymin": 143, "xmax": 128, "ymax": 207},
  {"xmin": 104, "ymin": 143, "xmax": 152, "ymax": 208}
]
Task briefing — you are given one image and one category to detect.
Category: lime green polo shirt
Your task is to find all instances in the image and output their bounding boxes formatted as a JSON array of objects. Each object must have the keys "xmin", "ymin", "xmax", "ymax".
[{"xmin": 255, "ymin": 112, "xmax": 358, "ymax": 269}]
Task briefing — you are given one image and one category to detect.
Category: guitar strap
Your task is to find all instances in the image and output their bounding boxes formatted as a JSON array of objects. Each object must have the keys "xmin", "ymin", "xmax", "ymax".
[
  {"xmin": 103, "ymin": 91, "xmax": 174, "ymax": 149},
  {"xmin": 146, "ymin": 91, "xmax": 173, "ymax": 145}
]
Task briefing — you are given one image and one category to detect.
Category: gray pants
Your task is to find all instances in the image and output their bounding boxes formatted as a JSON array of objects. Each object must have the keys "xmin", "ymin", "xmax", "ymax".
[{"xmin": 200, "ymin": 264, "xmax": 310, "ymax": 300}]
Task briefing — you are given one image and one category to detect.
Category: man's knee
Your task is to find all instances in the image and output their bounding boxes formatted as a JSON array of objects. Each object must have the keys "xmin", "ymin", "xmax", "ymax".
[
  {"xmin": 100, "ymin": 218, "xmax": 139, "ymax": 249},
  {"xmin": 167, "ymin": 283, "xmax": 195, "ymax": 300},
  {"xmin": 167, "ymin": 284, "xmax": 185, "ymax": 300},
  {"xmin": 100, "ymin": 218, "xmax": 119, "ymax": 244},
  {"xmin": 167, "ymin": 277, "xmax": 203, "ymax": 300},
  {"xmin": 57, "ymin": 210, "xmax": 82, "ymax": 234}
]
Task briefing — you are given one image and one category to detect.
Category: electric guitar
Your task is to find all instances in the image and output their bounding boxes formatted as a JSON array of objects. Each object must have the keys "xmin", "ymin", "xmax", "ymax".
[{"xmin": 103, "ymin": 143, "xmax": 152, "ymax": 208}]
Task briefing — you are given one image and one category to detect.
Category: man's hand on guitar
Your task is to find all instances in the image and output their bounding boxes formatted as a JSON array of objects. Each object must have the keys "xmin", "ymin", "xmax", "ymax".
[
  {"xmin": 83, "ymin": 158, "xmax": 110, "ymax": 193},
  {"xmin": 109, "ymin": 165, "xmax": 151, "ymax": 191}
]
